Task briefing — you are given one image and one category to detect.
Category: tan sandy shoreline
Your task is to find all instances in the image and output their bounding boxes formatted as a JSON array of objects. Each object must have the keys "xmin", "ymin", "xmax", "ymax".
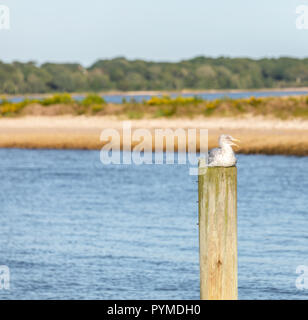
[{"xmin": 1, "ymin": 116, "xmax": 308, "ymax": 155}]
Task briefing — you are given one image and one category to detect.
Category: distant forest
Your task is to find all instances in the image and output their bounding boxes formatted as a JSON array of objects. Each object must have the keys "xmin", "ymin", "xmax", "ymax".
[{"xmin": 1, "ymin": 57, "xmax": 308, "ymax": 94}]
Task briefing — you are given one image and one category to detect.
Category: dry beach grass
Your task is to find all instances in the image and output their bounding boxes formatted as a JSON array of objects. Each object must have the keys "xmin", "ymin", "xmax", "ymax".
[{"xmin": 1, "ymin": 115, "xmax": 308, "ymax": 155}]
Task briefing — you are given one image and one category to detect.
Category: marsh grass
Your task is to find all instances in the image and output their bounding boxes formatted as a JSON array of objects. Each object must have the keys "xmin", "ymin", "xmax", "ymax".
[
  {"xmin": 155, "ymin": 105, "xmax": 177, "ymax": 117},
  {"xmin": 1, "ymin": 125, "xmax": 308, "ymax": 155},
  {"xmin": 1, "ymin": 94, "xmax": 308, "ymax": 119},
  {"xmin": 126, "ymin": 110, "xmax": 144, "ymax": 119}
]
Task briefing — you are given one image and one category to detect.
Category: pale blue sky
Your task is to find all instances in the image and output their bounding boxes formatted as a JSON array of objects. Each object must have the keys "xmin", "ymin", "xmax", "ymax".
[{"xmin": 0, "ymin": 0, "xmax": 307, "ymax": 66}]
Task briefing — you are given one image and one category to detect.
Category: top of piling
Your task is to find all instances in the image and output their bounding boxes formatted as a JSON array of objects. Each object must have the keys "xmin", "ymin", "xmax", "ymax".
[{"xmin": 198, "ymin": 158, "xmax": 236, "ymax": 175}]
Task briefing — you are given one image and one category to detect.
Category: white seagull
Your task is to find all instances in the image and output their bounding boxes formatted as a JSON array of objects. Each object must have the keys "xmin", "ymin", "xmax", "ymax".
[{"xmin": 207, "ymin": 134, "xmax": 240, "ymax": 167}]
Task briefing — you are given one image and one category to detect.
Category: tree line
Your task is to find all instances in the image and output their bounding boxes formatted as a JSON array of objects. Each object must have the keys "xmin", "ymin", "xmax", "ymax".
[{"xmin": 1, "ymin": 56, "xmax": 308, "ymax": 94}]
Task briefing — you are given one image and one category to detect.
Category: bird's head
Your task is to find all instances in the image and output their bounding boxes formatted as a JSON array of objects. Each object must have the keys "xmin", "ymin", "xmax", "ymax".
[{"xmin": 219, "ymin": 134, "xmax": 240, "ymax": 148}]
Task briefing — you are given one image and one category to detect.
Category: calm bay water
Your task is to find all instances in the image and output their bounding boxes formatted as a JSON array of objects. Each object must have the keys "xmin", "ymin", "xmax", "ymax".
[
  {"xmin": 8, "ymin": 89, "xmax": 308, "ymax": 104},
  {"xmin": 0, "ymin": 149, "xmax": 308, "ymax": 300}
]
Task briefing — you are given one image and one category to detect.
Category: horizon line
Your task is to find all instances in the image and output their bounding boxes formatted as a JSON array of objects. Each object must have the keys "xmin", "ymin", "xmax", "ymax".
[{"xmin": 1, "ymin": 54, "xmax": 308, "ymax": 68}]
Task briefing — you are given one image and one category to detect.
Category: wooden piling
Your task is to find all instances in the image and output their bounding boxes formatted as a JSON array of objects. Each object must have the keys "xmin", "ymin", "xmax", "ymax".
[{"xmin": 198, "ymin": 159, "xmax": 238, "ymax": 300}]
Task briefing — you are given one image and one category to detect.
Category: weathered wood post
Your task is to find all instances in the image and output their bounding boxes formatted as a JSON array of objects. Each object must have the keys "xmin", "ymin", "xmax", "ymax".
[{"xmin": 198, "ymin": 158, "xmax": 238, "ymax": 300}]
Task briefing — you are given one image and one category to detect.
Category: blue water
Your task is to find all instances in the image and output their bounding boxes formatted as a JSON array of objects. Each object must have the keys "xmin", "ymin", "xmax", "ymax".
[
  {"xmin": 8, "ymin": 90, "xmax": 308, "ymax": 104},
  {"xmin": 0, "ymin": 149, "xmax": 308, "ymax": 300}
]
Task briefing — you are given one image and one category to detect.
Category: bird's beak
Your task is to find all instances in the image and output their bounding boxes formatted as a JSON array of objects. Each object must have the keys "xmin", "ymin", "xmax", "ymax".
[
  {"xmin": 229, "ymin": 137, "xmax": 240, "ymax": 148},
  {"xmin": 230, "ymin": 137, "xmax": 240, "ymax": 148},
  {"xmin": 230, "ymin": 142, "xmax": 239, "ymax": 148},
  {"xmin": 231, "ymin": 137, "xmax": 240, "ymax": 142}
]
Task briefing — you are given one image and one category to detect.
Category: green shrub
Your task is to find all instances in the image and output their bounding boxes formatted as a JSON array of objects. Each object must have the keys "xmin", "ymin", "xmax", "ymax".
[
  {"xmin": 0, "ymin": 98, "xmax": 34, "ymax": 115},
  {"xmin": 205, "ymin": 100, "xmax": 219, "ymax": 110},
  {"xmin": 81, "ymin": 94, "xmax": 106, "ymax": 106},
  {"xmin": 204, "ymin": 107, "xmax": 216, "ymax": 116},
  {"xmin": 41, "ymin": 93, "xmax": 73, "ymax": 106},
  {"xmin": 247, "ymin": 96, "xmax": 262, "ymax": 107},
  {"xmin": 147, "ymin": 95, "xmax": 203, "ymax": 106},
  {"xmin": 18, "ymin": 98, "xmax": 40, "ymax": 108},
  {"xmin": 0, "ymin": 96, "xmax": 10, "ymax": 105},
  {"xmin": 0, "ymin": 103, "xmax": 19, "ymax": 116},
  {"xmin": 234, "ymin": 101, "xmax": 244, "ymax": 111},
  {"xmin": 91, "ymin": 104, "xmax": 104, "ymax": 113}
]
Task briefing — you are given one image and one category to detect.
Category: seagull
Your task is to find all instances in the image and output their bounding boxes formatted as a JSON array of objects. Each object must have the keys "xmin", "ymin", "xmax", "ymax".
[{"xmin": 207, "ymin": 134, "xmax": 240, "ymax": 167}]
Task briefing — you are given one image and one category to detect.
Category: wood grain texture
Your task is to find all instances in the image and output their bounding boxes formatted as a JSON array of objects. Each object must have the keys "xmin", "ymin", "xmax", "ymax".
[{"xmin": 198, "ymin": 160, "xmax": 238, "ymax": 300}]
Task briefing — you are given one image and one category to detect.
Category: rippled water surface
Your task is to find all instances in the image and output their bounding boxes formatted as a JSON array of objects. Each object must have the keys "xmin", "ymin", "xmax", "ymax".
[{"xmin": 0, "ymin": 149, "xmax": 308, "ymax": 299}]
